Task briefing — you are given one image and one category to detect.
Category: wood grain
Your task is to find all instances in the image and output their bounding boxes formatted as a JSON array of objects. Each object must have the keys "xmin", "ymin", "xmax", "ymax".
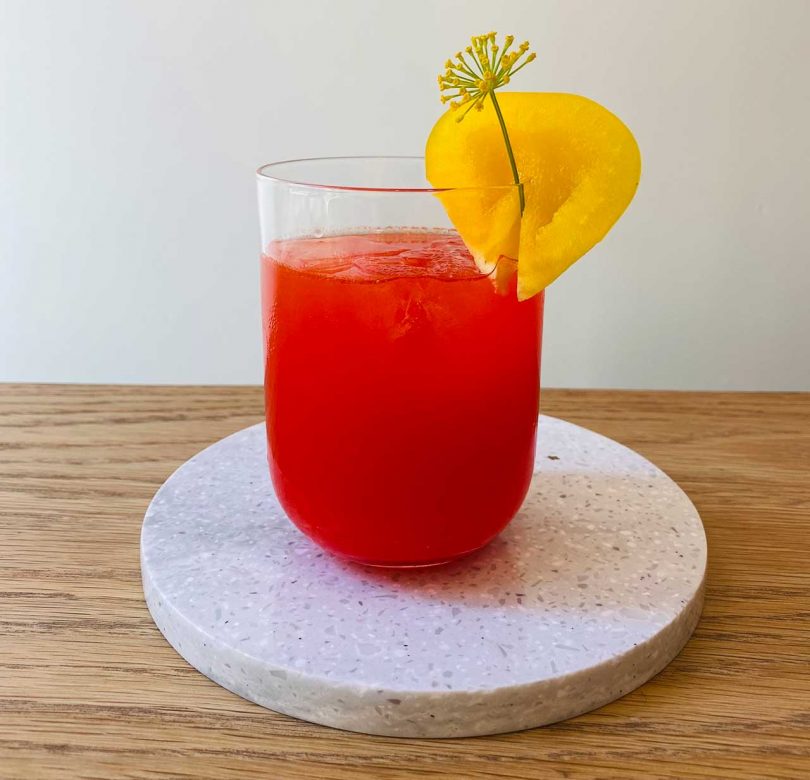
[{"xmin": 1, "ymin": 385, "xmax": 808, "ymax": 779}]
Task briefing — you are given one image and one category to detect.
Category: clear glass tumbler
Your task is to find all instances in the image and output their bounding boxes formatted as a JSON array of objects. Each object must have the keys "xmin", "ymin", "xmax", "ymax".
[{"xmin": 257, "ymin": 157, "xmax": 543, "ymax": 567}]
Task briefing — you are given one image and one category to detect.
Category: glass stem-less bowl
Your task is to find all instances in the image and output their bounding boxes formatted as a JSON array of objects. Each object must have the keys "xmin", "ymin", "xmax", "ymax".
[{"xmin": 257, "ymin": 157, "xmax": 543, "ymax": 567}]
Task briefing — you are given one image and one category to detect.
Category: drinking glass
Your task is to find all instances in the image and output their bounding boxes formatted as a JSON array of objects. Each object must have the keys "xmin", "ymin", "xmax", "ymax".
[{"xmin": 257, "ymin": 157, "xmax": 543, "ymax": 567}]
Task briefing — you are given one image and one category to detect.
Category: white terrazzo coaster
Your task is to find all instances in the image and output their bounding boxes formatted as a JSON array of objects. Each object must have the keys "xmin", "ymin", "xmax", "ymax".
[{"xmin": 141, "ymin": 416, "xmax": 706, "ymax": 738}]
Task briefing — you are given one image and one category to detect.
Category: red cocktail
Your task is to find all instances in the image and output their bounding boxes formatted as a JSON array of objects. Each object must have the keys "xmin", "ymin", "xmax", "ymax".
[
  {"xmin": 261, "ymin": 227, "xmax": 542, "ymax": 566},
  {"xmin": 257, "ymin": 157, "xmax": 542, "ymax": 566}
]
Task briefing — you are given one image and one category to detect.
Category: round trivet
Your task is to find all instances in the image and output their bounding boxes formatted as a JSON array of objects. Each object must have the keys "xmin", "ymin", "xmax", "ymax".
[{"xmin": 141, "ymin": 416, "xmax": 705, "ymax": 737}]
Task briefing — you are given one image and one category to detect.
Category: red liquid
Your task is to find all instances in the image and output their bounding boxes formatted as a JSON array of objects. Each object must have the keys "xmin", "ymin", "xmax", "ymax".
[{"xmin": 261, "ymin": 231, "xmax": 543, "ymax": 566}]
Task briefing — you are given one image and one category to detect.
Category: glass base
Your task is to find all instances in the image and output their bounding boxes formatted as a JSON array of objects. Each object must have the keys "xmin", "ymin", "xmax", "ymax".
[
  {"xmin": 355, "ymin": 558, "xmax": 454, "ymax": 569},
  {"xmin": 341, "ymin": 540, "xmax": 492, "ymax": 570}
]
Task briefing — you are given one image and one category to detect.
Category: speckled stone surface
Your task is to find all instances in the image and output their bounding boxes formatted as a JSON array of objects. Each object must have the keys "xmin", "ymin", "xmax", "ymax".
[{"xmin": 141, "ymin": 416, "xmax": 706, "ymax": 738}]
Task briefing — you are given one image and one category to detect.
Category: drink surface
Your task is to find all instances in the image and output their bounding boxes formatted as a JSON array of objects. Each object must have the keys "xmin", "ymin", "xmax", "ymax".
[{"xmin": 261, "ymin": 231, "xmax": 543, "ymax": 565}]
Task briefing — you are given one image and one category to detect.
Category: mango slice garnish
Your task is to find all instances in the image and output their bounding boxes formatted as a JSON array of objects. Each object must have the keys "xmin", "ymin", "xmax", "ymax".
[{"xmin": 426, "ymin": 69, "xmax": 641, "ymax": 299}]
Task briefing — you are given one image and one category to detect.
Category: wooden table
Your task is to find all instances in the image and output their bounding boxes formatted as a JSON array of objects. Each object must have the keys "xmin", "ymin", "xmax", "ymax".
[{"xmin": 1, "ymin": 386, "xmax": 808, "ymax": 779}]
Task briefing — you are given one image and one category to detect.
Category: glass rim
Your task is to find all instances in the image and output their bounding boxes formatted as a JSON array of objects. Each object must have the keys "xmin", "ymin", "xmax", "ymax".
[{"xmin": 256, "ymin": 155, "xmax": 525, "ymax": 194}]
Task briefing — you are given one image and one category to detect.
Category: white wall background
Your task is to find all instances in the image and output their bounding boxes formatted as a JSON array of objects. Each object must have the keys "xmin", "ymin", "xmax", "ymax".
[{"xmin": 2, "ymin": 0, "xmax": 808, "ymax": 390}]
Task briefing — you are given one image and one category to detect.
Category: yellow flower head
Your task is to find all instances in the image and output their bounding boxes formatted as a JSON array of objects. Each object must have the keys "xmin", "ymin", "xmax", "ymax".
[{"xmin": 437, "ymin": 32, "xmax": 536, "ymax": 122}]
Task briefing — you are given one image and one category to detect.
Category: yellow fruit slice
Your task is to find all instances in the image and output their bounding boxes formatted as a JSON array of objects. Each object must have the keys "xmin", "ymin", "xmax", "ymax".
[{"xmin": 425, "ymin": 92, "xmax": 641, "ymax": 299}]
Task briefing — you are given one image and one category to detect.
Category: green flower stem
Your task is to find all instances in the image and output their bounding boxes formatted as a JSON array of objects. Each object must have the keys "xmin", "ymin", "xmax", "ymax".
[{"xmin": 489, "ymin": 89, "xmax": 525, "ymax": 215}]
